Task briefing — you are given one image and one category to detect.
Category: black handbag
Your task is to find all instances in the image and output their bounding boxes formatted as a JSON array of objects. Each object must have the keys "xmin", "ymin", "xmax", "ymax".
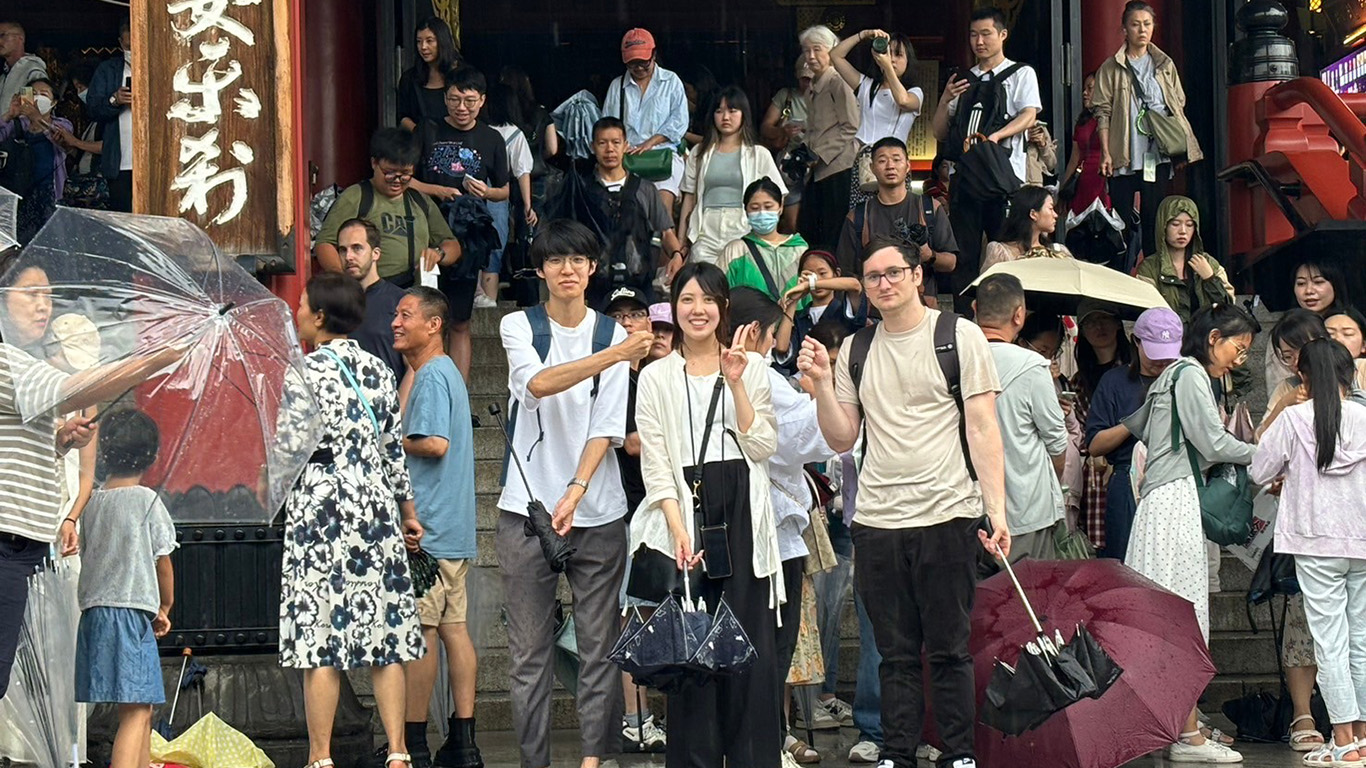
[
  {"xmin": 955, "ymin": 133, "xmax": 1021, "ymax": 202},
  {"xmin": 625, "ymin": 376, "xmax": 728, "ymax": 602}
]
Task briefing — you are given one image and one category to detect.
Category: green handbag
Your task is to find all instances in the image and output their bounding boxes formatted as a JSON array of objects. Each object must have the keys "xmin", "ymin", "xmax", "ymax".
[
  {"xmin": 1126, "ymin": 64, "xmax": 1188, "ymax": 158},
  {"xmin": 1170, "ymin": 364, "xmax": 1255, "ymax": 546},
  {"xmin": 1053, "ymin": 519, "xmax": 1096, "ymax": 561},
  {"xmin": 623, "ymin": 149, "xmax": 675, "ymax": 182}
]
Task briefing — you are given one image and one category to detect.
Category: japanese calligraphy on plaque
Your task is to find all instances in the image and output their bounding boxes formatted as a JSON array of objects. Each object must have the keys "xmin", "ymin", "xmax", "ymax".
[{"xmin": 135, "ymin": 0, "xmax": 296, "ymax": 264}]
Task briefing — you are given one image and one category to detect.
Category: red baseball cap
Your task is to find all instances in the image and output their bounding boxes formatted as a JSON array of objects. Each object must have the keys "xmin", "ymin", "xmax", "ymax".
[{"xmin": 621, "ymin": 28, "xmax": 656, "ymax": 63}]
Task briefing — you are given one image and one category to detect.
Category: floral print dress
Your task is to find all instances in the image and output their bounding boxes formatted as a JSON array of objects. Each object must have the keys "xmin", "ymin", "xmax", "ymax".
[{"xmin": 278, "ymin": 339, "xmax": 424, "ymax": 670}]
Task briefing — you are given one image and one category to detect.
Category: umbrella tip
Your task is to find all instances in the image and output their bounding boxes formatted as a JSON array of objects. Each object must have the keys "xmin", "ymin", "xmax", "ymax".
[{"xmin": 218, "ymin": 302, "xmax": 236, "ymax": 316}]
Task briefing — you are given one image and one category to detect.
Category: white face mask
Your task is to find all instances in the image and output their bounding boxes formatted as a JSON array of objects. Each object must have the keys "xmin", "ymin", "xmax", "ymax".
[
  {"xmin": 123, "ymin": 49, "xmax": 133, "ymax": 63},
  {"xmin": 77, "ymin": 89, "xmax": 88, "ymax": 104},
  {"xmin": 33, "ymin": 95, "xmax": 52, "ymax": 115}
]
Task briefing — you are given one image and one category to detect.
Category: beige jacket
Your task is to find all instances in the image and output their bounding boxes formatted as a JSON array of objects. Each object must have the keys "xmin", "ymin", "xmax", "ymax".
[
  {"xmin": 1091, "ymin": 44, "xmax": 1203, "ymax": 168},
  {"xmin": 1025, "ymin": 124, "xmax": 1058, "ymax": 187}
]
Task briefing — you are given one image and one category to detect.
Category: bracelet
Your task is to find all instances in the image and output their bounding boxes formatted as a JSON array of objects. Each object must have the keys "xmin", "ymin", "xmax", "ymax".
[
  {"xmin": 61, "ymin": 517, "xmax": 77, "ymax": 526},
  {"xmin": 671, "ymin": 250, "xmax": 685, "ymax": 261},
  {"xmin": 567, "ymin": 478, "xmax": 590, "ymax": 493},
  {"xmin": 807, "ymin": 274, "xmax": 817, "ymax": 292}
]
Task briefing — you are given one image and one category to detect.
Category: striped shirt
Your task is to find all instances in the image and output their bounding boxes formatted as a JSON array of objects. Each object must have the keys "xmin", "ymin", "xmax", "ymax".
[{"xmin": 0, "ymin": 344, "xmax": 69, "ymax": 541}]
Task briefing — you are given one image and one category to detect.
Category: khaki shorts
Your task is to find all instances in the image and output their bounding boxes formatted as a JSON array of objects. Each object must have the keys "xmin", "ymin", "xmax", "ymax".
[{"xmin": 416, "ymin": 559, "xmax": 469, "ymax": 626}]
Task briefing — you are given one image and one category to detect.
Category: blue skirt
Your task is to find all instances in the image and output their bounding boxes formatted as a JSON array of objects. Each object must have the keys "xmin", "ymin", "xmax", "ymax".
[{"xmin": 76, "ymin": 607, "xmax": 165, "ymax": 704}]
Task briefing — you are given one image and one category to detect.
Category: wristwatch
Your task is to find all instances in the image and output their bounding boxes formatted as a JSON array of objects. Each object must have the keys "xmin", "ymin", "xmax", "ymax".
[{"xmin": 567, "ymin": 478, "xmax": 590, "ymax": 493}]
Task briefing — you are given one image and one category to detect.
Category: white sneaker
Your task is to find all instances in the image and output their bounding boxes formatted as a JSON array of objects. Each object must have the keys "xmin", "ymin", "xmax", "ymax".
[
  {"xmin": 472, "ymin": 293, "xmax": 498, "ymax": 309},
  {"xmin": 820, "ymin": 696, "xmax": 854, "ymax": 726},
  {"xmin": 1166, "ymin": 738, "xmax": 1243, "ymax": 763},
  {"xmin": 794, "ymin": 701, "xmax": 840, "ymax": 730},
  {"xmin": 780, "ymin": 750, "xmax": 803, "ymax": 768},
  {"xmin": 874, "ymin": 761, "xmax": 894, "ymax": 768},
  {"xmin": 848, "ymin": 740, "xmax": 879, "ymax": 763},
  {"xmin": 945, "ymin": 760, "xmax": 977, "ymax": 768},
  {"xmin": 621, "ymin": 715, "xmax": 666, "ymax": 752},
  {"xmin": 917, "ymin": 743, "xmax": 944, "ymax": 762}
]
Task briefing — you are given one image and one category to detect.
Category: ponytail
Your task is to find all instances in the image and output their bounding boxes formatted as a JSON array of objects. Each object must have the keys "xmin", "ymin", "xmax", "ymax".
[{"xmin": 1295, "ymin": 338, "xmax": 1355, "ymax": 471}]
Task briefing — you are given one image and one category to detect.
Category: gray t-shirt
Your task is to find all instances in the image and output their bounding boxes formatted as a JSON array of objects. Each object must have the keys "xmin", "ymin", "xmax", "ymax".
[
  {"xmin": 78, "ymin": 486, "xmax": 177, "ymax": 614},
  {"xmin": 702, "ymin": 149, "xmax": 745, "ymax": 209},
  {"xmin": 1120, "ymin": 54, "xmax": 1168, "ymax": 175}
]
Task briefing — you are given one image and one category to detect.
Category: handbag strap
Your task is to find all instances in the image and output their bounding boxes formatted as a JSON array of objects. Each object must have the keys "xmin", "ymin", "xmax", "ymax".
[
  {"xmin": 1168, "ymin": 362, "xmax": 1208, "ymax": 489},
  {"xmin": 690, "ymin": 376, "xmax": 727, "ymax": 491},
  {"xmin": 743, "ymin": 238, "xmax": 781, "ymax": 299},
  {"xmin": 320, "ymin": 346, "xmax": 381, "ymax": 440},
  {"xmin": 1124, "ymin": 62, "xmax": 1156, "ymax": 111}
]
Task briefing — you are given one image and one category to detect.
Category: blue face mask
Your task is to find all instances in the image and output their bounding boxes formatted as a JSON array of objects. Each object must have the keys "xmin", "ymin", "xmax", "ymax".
[{"xmin": 747, "ymin": 211, "xmax": 780, "ymax": 235}]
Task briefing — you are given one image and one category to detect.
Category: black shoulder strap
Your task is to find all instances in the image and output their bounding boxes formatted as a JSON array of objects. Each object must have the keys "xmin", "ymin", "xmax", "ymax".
[
  {"xmin": 855, "ymin": 201, "xmax": 871, "ymax": 248},
  {"xmin": 502, "ymin": 305, "xmax": 554, "ymax": 486},
  {"xmin": 401, "ymin": 191, "xmax": 417, "ymax": 280},
  {"xmin": 357, "ymin": 182, "xmax": 375, "ymax": 218},
  {"xmin": 921, "ymin": 193, "xmax": 935, "ymax": 227},
  {"xmin": 589, "ymin": 311, "xmax": 616, "ymax": 398},
  {"xmin": 847, "ymin": 324, "xmax": 877, "ymax": 403},
  {"xmin": 933, "ymin": 311, "xmax": 977, "ymax": 480},
  {"xmin": 995, "ymin": 62, "xmax": 1027, "ymax": 85},
  {"xmin": 743, "ymin": 239, "xmax": 780, "ymax": 299},
  {"xmin": 406, "ymin": 187, "xmax": 431, "ymax": 216}
]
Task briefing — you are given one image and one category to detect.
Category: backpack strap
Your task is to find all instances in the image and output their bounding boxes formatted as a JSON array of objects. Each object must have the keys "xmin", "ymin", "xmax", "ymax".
[
  {"xmin": 358, "ymin": 181, "xmax": 375, "ymax": 218},
  {"xmin": 589, "ymin": 310, "xmax": 616, "ymax": 397},
  {"xmin": 856, "ymin": 200, "xmax": 872, "ymax": 249},
  {"xmin": 933, "ymin": 310, "xmax": 977, "ymax": 481},
  {"xmin": 1167, "ymin": 362, "xmax": 1208, "ymax": 488},
  {"xmin": 743, "ymin": 238, "xmax": 781, "ymax": 299},
  {"xmin": 502, "ymin": 305, "xmax": 555, "ymax": 485},
  {"xmin": 847, "ymin": 324, "xmax": 877, "ymax": 438}
]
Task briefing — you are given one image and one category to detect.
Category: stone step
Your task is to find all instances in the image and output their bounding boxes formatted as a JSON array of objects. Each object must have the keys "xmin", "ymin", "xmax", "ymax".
[
  {"xmin": 1217, "ymin": 551, "xmax": 1255, "ymax": 594},
  {"xmin": 1209, "ymin": 630, "xmax": 1279, "ymax": 676},
  {"xmin": 467, "ymin": 366, "xmax": 509, "ymax": 398},
  {"xmin": 1203, "ymin": 674, "xmax": 1282, "ymax": 717}
]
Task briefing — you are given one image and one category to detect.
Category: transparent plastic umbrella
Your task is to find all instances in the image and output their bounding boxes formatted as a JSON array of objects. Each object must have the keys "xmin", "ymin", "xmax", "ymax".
[
  {"xmin": 0, "ymin": 555, "xmax": 81, "ymax": 768},
  {"xmin": 0, "ymin": 208, "xmax": 321, "ymax": 523},
  {"xmin": 0, "ymin": 187, "xmax": 18, "ymax": 251}
]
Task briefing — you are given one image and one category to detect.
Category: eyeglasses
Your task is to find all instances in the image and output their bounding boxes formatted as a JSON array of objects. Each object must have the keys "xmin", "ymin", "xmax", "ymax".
[
  {"xmin": 861, "ymin": 267, "xmax": 909, "ymax": 288},
  {"xmin": 379, "ymin": 168, "xmax": 413, "ymax": 182},
  {"xmin": 1227, "ymin": 339, "xmax": 1250, "ymax": 365},
  {"xmin": 610, "ymin": 309, "xmax": 649, "ymax": 323},
  {"xmin": 544, "ymin": 255, "xmax": 591, "ymax": 269},
  {"xmin": 1275, "ymin": 346, "xmax": 1298, "ymax": 367},
  {"xmin": 1023, "ymin": 337, "xmax": 1064, "ymax": 362},
  {"xmin": 626, "ymin": 59, "xmax": 653, "ymax": 71},
  {"xmin": 444, "ymin": 95, "xmax": 482, "ymax": 107}
]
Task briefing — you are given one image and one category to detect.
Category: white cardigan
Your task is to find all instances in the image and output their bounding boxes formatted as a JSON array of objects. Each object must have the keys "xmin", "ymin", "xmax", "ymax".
[
  {"xmin": 630, "ymin": 350, "xmax": 787, "ymax": 613},
  {"xmin": 680, "ymin": 144, "xmax": 787, "ymax": 243}
]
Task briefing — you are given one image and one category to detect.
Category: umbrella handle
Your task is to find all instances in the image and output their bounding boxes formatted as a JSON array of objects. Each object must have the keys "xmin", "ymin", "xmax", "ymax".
[{"xmin": 995, "ymin": 553, "xmax": 1045, "ymax": 636}]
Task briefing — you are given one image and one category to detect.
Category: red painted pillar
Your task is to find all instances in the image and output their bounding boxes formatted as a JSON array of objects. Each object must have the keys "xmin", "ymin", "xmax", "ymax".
[{"xmin": 1081, "ymin": 0, "xmax": 1167, "ymax": 76}]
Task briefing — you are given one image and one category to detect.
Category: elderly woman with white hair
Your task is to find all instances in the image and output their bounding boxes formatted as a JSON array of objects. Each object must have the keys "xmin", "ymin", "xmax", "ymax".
[{"xmin": 795, "ymin": 25, "xmax": 860, "ymax": 251}]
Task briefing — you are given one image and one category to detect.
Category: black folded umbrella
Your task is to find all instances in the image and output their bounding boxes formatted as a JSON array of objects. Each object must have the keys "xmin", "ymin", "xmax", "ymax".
[
  {"xmin": 609, "ymin": 579, "xmax": 756, "ymax": 694},
  {"xmin": 979, "ymin": 553, "xmax": 1123, "ymax": 735},
  {"xmin": 1064, "ymin": 205, "xmax": 1128, "ymax": 271},
  {"xmin": 488, "ymin": 404, "xmax": 576, "ymax": 572},
  {"xmin": 442, "ymin": 196, "xmax": 502, "ymax": 283}
]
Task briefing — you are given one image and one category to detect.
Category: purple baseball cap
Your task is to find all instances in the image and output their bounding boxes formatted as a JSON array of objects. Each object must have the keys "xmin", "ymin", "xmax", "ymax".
[
  {"xmin": 648, "ymin": 302, "xmax": 674, "ymax": 327},
  {"xmin": 1133, "ymin": 307, "xmax": 1183, "ymax": 360}
]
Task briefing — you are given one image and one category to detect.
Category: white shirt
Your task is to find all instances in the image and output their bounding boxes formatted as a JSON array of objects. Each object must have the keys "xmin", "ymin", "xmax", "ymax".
[
  {"xmin": 854, "ymin": 76, "xmax": 924, "ymax": 146},
  {"xmin": 947, "ymin": 57, "xmax": 1042, "ymax": 182},
  {"xmin": 119, "ymin": 58, "xmax": 133, "ymax": 171},
  {"xmin": 765, "ymin": 368, "xmax": 832, "ymax": 562},
  {"xmin": 497, "ymin": 309, "xmax": 630, "ymax": 527},
  {"xmin": 492, "ymin": 123, "xmax": 534, "ymax": 179}
]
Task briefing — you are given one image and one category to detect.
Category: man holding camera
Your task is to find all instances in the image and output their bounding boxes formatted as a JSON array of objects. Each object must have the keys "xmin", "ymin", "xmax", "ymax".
[{"xmin": 835, "ymin": 137, "xmax": 957, "ymax": 308}]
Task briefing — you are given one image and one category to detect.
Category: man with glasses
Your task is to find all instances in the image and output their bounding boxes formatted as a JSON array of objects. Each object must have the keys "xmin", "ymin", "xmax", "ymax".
[
  {"xmin": 315, "ymin": 126, "xmax": 461, "ymax": 314},
  {"xmin": 0, "ymin": 22, "xmax": 47, "ymax": 124},
  {"xmin": 497, "ymin": 219, "xmax": 653, "ymax": 768},
  {"xmin": 835, "ymin": 137, "xmax": 958, "ymax": 307},
  {"xmin": 602, "ymin": 28, "xmax": 688, "ymax": 212},
  {"xmin": 797, "ymin": 236, "xmax": 1009, "ymax": 768}
]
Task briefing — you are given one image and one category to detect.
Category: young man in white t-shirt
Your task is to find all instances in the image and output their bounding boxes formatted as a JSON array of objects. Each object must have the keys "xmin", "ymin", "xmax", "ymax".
[
  {"xmin": 496, "ymin": 218, "xmax": 654, "ymax": 768},
  {"xmin": 797, "ymin": 237, "xmax": 1011, "ymax": 768},
  {"xmin": 931, "ymin": 7, "xmax": 1042, "ymax": 316}
]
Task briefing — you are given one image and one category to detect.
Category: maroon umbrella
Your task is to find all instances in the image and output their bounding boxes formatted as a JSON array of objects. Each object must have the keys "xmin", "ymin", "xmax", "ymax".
[{"xmin": 926, "ymin": 559, "xmax": 1216, "ymax": 768}]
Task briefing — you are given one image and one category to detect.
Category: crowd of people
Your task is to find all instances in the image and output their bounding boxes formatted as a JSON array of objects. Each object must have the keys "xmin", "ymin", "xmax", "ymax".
[{"xmin": 4, "ymin": 3, "xmax": 1366, "ymax": 768}]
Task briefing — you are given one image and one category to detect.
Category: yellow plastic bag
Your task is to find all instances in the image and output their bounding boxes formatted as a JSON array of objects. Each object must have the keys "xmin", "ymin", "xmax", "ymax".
[{"xmin": 150, "ymin": 712, "xmax": 274, "ymax": 768}]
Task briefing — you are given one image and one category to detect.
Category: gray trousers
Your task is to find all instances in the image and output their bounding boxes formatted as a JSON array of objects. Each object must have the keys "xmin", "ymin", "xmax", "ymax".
[{"xmin": 497, "ymin": 511, "xmax": 626, "ymax": 768}]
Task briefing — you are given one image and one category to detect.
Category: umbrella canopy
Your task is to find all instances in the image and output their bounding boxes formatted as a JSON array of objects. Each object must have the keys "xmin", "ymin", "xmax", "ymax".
[
  {"xmin": 964, "ymin": 257, "xmax": 1167, "ymax": 320},
  {"xmin": 1064, "ymin": 199, "xmax": 1128, "ymax": 272},
  {"xmin": 0, "ymin": 208, "xmax": 321, "ymax": 523},
  {"xmin": 0, "ymin": 187, "xmax": 17, "ymax": 251},
  {"xmin": 931, "ymin": 559, "xmax": 1215, "ymax": 768},
  {"xmin": 0, "ymin": 557, "xmax": 81, "ymax": 768},
  {"xmin": 609, "ymin": 581, "xmax": 755, "ymax": 694}
]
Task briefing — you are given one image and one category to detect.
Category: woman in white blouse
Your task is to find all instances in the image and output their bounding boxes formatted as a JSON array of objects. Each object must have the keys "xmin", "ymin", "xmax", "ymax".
[
  {"xmin": 830, "ymin": 29, "xmax": 924, "ymax": 209},
  {"xmin": 678, "ymin": 86, "xmax": 786, "ymax": 266},
  {"xmin": 631, "ymin": 262, "xmax": 784, "ymax": 767}
]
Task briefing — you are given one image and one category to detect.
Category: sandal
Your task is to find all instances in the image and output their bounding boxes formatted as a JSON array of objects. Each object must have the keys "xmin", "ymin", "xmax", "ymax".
[
  {"xmin": 385, "ymin": 753, "xmax": 412, "ymax": 768},
  {"xmin": 1301, "ymin": 738, "xmax": 1363, "ymax": 767},
  {"xmin": 305, "ymin": 760, "xmax": 336, "ymax": 768},
  {"xmin": 1200, "ymin": 725, "xmax": 1235, "ymax": 746},
  {"xmin": 1292, "ymin": 714, "xmax": 1328, "ymax": 752},
  {"xmin": 784, "ymin": 737, "xmax": 821, "ymax": 764}
]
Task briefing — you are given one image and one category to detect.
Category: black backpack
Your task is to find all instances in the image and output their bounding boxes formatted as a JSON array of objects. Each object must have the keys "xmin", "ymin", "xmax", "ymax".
[
  {"xmin": 847, "ymin": 310, "xmax": 976, "ymax": 480},
  {"xmin": 943, "ymin": 63, "xmax": 1027, "ymax": 162},
  {"xmin": 0, "ymin": 120, "xmax": 36, "ymax": 197}
]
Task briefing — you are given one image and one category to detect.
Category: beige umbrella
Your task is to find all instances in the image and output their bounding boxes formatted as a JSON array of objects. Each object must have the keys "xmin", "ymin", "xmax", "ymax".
[{"xmin": 964, "ymin": 257, "xmax": 1168, "ymax": 320}]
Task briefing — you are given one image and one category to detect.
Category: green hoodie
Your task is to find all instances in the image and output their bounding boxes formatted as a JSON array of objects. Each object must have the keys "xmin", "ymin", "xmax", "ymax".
[{"xmin": 1135, "ymin": 195, "xmax": 1234, "ymax": 324}]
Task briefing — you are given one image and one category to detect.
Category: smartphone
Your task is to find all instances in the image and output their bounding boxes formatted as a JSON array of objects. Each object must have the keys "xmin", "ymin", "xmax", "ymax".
[
  {"xmin": 1058, "ymin": 391, "xmax": 1078, "ymax": 404},
  {"xmin": 123, "ymin": 76, "xmax": 132, "ymax": 89},
  {"xmin": 1035, "ymin": 120, "xmax": 1049, "ymax": 129},
  {"xmin": 19, "ymin": 86, "xmax": 33, "ymax": 103}
]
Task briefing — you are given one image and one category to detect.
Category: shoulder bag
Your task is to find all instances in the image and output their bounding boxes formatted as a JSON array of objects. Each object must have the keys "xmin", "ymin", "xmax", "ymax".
[
  {"xmin": 1169, "ymin": 363, "xmax": 1255, "ymax": 546},
  {"xmin": 1125, "ymin": 63, "xmax": 1188, "ymax": 159},
  {"xmin": 618, "ymin": 78, "xmax": 676, "ymax": 182}
]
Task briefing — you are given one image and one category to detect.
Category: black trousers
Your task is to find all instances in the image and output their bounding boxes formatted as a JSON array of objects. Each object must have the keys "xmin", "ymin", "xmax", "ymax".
[
  {"xmin": 667, "ymin": 460, "xmax": 781, "ymax": 768},
  {"xmin": 108, "ymin": 170, "xmax": 134, "ymax": 212},
  {"xmin": 773, "ymin": 557, "xmax": 806, "ymax": 738},
  {"xmin": 1108, "ymin": 167, "xmax": 1168, "ymax": 263},
  {"xmin": 948, "ymin": 188, "xmax": 1007, "ymax": 317},
  {"xmin": 853, "ymin": 517, "xmax": 981, "ymax": 768},
  {"xmin": 0, "ymin": 534, "xmax": 48, "ymax": 698},
  {"xmin": 799, "ymin": 168, "xmax": 854, "ymax": 251}
]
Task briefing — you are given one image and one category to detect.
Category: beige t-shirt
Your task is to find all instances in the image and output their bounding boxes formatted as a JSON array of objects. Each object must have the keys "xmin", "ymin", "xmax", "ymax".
[{"xmin": 834, "ymin": 309, "xmax": 1001, "ymax": 529}]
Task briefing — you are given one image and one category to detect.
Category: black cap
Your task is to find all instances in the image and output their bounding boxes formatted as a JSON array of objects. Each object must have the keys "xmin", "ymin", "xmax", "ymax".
[{"xmin": 601, "ymin": 286, "xmax": 649, "ymax": 315}]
